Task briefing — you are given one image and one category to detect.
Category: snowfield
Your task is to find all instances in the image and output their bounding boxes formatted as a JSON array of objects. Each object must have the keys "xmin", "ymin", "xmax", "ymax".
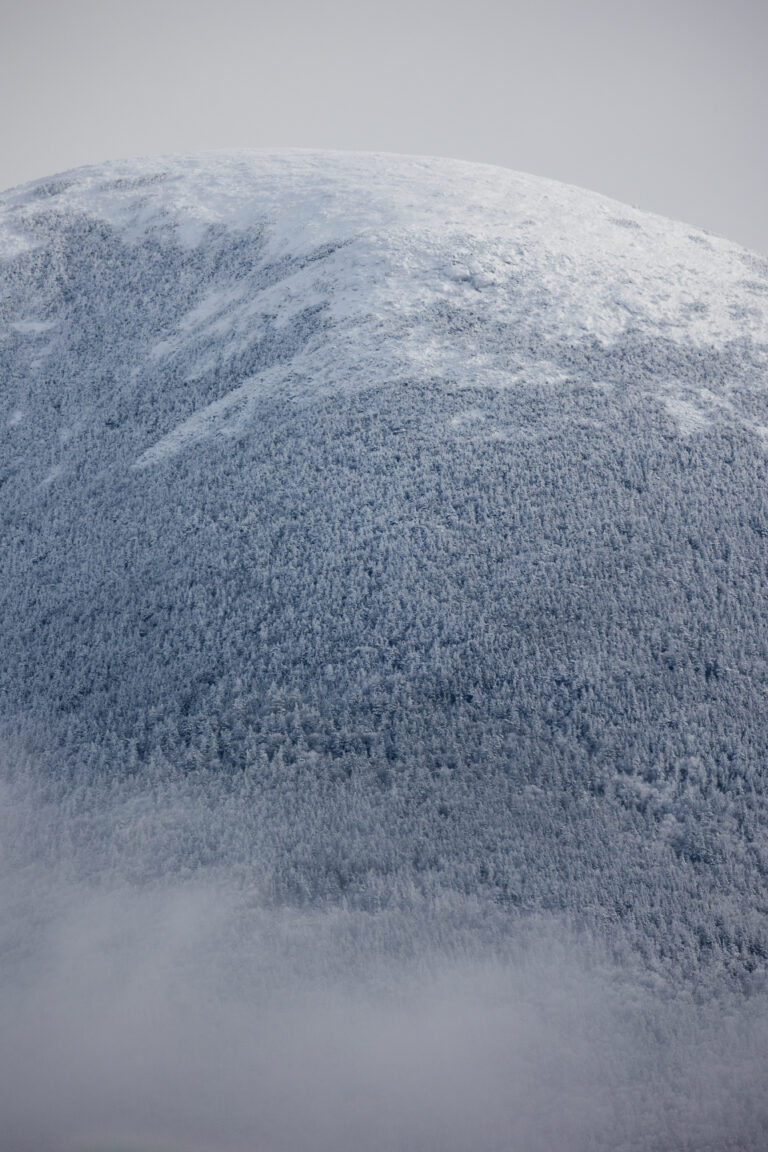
[{"xmin": 1, "ymin": 150, "xmax": 768, "ymax": 1152}]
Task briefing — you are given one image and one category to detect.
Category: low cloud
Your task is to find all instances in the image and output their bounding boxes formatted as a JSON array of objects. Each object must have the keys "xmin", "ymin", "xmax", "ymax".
[{"xmin": 1, "ymin": 762, "xmax": 767, "ymax": 1152}]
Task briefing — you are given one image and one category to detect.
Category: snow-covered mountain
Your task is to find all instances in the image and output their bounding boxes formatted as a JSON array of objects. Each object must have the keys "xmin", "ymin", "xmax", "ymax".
[{"xmin": 1, "ymin": 151, "xmax": 768, "ymax": 1151}]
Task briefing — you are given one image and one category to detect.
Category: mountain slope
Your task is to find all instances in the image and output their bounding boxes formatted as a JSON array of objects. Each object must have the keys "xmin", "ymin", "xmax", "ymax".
[{"xmin": 1, "ymin": 151, "xmax": 768, "ymax": 1151}]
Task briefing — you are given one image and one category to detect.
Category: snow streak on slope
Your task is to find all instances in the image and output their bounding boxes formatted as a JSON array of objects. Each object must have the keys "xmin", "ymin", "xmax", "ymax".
[
  {"xmin": 2, "ymin": 150, "xmax": 768, "ymax": 471},
  {"xmin": 1, "ymin": 151, "xmax": 768, "ymax": 1151}
]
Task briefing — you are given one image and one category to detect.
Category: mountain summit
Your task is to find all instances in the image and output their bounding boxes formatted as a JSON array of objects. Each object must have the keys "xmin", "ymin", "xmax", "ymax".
[{"xmin": 2, "ymin": 151, "xmax": 768, "ymax": 1151}]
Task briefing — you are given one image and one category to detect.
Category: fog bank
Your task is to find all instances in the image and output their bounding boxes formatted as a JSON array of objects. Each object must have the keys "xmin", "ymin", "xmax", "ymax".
[{"xmin": 2, "ymin": 794, "xmax": 767, "ymax": 1152}]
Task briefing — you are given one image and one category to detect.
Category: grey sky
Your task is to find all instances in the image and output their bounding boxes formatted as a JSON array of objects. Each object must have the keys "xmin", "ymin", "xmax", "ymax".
[{"xmin": 1, "ymin": 0, "xmax": 766, "ymax": 254}]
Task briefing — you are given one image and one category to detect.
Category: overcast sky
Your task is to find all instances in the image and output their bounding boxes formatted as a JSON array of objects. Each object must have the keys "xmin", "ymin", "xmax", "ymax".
[{"xmin": 1, "ymin": 0, "xmax": 766, "ymax": 254}]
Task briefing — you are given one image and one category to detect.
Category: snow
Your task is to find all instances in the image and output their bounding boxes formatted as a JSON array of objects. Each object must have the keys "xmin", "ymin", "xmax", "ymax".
[
  {"xmin": 2, "ymin": 150, "xmax": 768, "ymax": 1152},
  {"xmin": 3, "ymin": 150, "xmax": 767, "ymax": 472},
  {"xmin": 2, "ymin": 152, "xmax": 765, "ymax": 343},
  {"xmin": 662, "ymin": 395, "xmax": 714, "ymax": 434},
  {"xmin": 10, "ymin": 319, "xmax": 56, "ymax": 334},
  {"xmin": 132, "ymin": 359, "xmax": 299, "ymax": 468}
]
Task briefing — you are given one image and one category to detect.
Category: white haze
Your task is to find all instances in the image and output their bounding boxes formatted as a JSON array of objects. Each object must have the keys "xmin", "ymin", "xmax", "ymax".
[{"xmin": 1, "ymin": 763, "xmax": 767, "ymax": 1152}]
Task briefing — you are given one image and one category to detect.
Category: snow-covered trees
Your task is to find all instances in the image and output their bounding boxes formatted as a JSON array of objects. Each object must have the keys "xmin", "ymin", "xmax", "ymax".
[{"xmin": 1, "ymin": 153, "xmax": 768, "ymax": 994}]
